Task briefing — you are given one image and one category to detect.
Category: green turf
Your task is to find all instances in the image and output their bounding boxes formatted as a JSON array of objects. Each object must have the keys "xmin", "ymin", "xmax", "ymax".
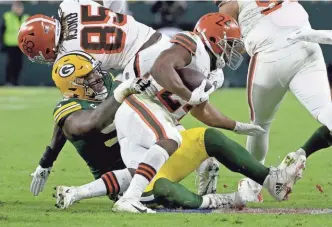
[{"xmin": 0, "ymin": 87, "xmax": 331, "ymax": 227}]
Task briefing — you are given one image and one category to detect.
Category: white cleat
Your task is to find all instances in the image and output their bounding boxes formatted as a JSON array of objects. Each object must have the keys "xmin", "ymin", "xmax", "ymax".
[
  {"xmin": 238, "ymin": 178, "xmax": 262, "ymax": 203},
  {"xmin": 279, "ymin": 149, "xmax": 306, "ymax": 171},
  {"xmin": 196, "ymin": 157, "xmax": 220, "ymax": 196},
  {"xmin": 263, "ymin": 154, "xmax": 306, "ymax": 201},
  {"xmin": 202, "ymin": 192, "xmax": 246, "ymax": 209},
  {"xmin": 112, "ymin": 198, "xmax": 156, "ymax": 213},
  {"xmin": 55, "ymin": 186, "xmax": 77, "ymax": 209}
]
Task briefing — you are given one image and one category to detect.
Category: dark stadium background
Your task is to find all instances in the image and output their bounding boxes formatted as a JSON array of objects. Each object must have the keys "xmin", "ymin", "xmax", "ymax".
[{"xmin": 0, "ymin": 0, "xmax": 331, "ymax": 87}]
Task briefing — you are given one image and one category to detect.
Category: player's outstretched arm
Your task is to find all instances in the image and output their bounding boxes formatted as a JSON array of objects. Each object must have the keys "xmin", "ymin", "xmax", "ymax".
[
  {"xmin": 62, "ymin": 96, "xmax": 121, "ymax": 138},
  {"xmin": 30, "ymin": 124, "xmax": 67, "ymax": 196},
  {"xmin": 288, "ymin": 28, "xmax": 332, "ymax": 45},
  {"xmin": 62, "ymin": 78, "xmax": 152, "ymax": 138},
  {"xmin": 191, "ymin": 103, "xmax": 265, "ymax": 136},
  {"xmin": 191, "ymin": 102, "xmax": 236, "ymax": 130},
  {"xmin": 151, "ymin": 44, "xmax": 193, "ymax": 102}
]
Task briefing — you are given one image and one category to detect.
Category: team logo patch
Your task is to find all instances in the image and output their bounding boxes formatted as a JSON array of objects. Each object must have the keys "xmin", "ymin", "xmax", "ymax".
[{"xmin": 59, "ymin": 64, "xmax": 75, "ymax": 78}]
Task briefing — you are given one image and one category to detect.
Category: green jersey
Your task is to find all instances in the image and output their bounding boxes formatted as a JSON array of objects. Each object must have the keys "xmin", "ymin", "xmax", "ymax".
[{"xmin": 53, "ymin": 75, "xmax": 124, "ymax": 179}]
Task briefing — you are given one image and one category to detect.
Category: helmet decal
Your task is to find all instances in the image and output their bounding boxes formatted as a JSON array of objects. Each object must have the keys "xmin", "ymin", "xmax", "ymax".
[{"xmin": 59, "ymin": 64, "xmax": 75, "ymax": 78}]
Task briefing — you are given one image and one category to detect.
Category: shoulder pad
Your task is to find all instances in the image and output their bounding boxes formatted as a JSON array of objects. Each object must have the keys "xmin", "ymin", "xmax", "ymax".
[
  {"xmin": 170, "ymin": 31, "xmax": 198, "ymax": 55},
  {"xmin": 53, "ymin": 98, "xmax": 82, "ymax": 124}
]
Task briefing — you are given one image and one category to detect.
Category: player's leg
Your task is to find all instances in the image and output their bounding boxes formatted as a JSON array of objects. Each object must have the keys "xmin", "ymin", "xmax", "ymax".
[
  {"xmin": 205, "ymin": 128, "xmax": 269, "ymax": 185},
  {"xmin": 144, "ymin": 127, "xmax": 306, "ymax": 207},
  {"xmin": 55, "ymin": 168, "xmax": 133, "ymax": 209},
  {"xmin": 246, "ymin": 54, "xmax": 288, "ymax": 163},
  {"xmin": 143, "ymin": 128, "xmax": 245, "ymax": 209},
  {"xmin": 204, "ymin": 128, "xmax": 306, "ymax": 202},
  {"xmin": 244, "ymin": 54, "xmax": 288, "ymax": 201},
  {"xmin": 287, "ymin": 44, "xmax": 332, "ymax": 159},
  {"xmin": 152, "ymin": 178, "xmax": 244, "ymax": 209},
  {"xmin": 113, "ymin": 95, "xmax": 181, "ymax": 213},
  {"xmin": 54, "ymin": 127, "xmax": 137, "ymax": 209}
]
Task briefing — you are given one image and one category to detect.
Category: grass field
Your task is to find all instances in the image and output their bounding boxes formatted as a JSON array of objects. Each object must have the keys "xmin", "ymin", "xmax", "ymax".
[{"xmin": 1, "ymin": 87, "xmax": 332, "ymax": 227}]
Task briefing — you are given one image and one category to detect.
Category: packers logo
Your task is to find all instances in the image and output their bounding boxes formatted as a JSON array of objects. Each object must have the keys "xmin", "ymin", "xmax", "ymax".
[{"xmin": 59, "ymin": 64, "xmax": 75, "ymax": 78}]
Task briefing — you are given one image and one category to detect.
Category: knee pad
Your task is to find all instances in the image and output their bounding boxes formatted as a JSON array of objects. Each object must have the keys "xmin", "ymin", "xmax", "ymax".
[{"xmin": 317, "ymin": 104, "xmax": 332, "ymax": 131}]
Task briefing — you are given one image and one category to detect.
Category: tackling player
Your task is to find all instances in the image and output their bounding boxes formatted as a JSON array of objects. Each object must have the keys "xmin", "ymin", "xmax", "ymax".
[
  {"xmin": 30, "ymin": 50, "xmax": 155, "ymax": 198},
  {"xmin": 110, "ymin": 13, "xmax": 305, "ymax": 213},
  {"xmin": 215, "ymin": 0, "xmax": 332, "ymax": 202}
]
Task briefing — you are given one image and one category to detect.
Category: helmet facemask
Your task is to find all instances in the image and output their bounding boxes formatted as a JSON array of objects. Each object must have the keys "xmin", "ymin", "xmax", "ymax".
[
  {"xmin": 217, "ymin": 36, "xmax": 245, "ymax": 70},
  {"xmin": 71, "ymin": 64, "xmax": 108, "ymax": 101},
  {"xmin": 199, "ymin": 29, "xmax": 245, "ymax": 71}
]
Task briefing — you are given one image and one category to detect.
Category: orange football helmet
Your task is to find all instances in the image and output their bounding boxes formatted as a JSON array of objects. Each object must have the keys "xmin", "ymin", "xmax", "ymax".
[
  {"xmin": 18, "ymin": 14, "xmax": 61, "ymax": 65},
  {"xmin": 194, "ymin": 13, "xmax": 245, "ymax": 70}
]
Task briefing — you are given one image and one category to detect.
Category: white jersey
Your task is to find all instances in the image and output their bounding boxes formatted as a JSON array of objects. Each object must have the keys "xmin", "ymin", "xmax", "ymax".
[
  {"xmin": 56, "ymin": 0, "xmax": 155, "ymax": 70},
  {"xmin": 136, "ymin": 31, "xmax": 223, "ymax": 121},
  {"xmin": 217, "ymin": 0, "xmax": 311, "ymax": 56}
]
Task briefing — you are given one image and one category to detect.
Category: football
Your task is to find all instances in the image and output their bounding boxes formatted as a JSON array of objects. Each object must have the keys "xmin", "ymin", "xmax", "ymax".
[{"xmin": 176, "ymin": 68, "xmax": 212, "ymax": 92}]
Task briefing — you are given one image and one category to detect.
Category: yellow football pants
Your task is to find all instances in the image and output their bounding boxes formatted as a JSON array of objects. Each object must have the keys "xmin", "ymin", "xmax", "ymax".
[{"xmin": 144, "ymin": 127, "xmax": 209, "ymax": 192}]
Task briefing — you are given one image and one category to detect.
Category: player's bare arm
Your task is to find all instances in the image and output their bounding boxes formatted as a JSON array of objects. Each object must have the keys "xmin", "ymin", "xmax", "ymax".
[
  {"xmin": 61, "ymin": 96, "xmax": 121, "ymax": 139},
  {"xmin": 191, "ymin": 103, "xmax": 265, "ymax": 135},
  {"xmin": 190, "ymin": 102, "xmax": 236, "ymax": 131},
  {"xmin": 150, "ymin": 44, "xmax": 192, "ymax": 101},
  {"xmin": 216, "ymin": 0, "xmax": 239, "ymax": 21}
]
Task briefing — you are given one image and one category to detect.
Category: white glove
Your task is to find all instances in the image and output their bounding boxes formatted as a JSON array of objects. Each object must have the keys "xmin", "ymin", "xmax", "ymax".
[
  {"xmin": 30, "ymin": 165, "xmax": 52, "ymax": 196},
  {"xmin": 287, "ymin": 28, "xmax": 332, "ymax": 45},
  {"xmin": 139, "ymin": 79, "xmax": 158, "ymax": 97},
  {"xmin": 113, "ymin": 78, "xmax": 156, "ymax": 103},
  {"xmin": 188, "ymin": 80, "xmax": 214, "ymax": 106},
  {"xmin": 233, "ymin": 122, "xmax": 266, "ymax": 136}
]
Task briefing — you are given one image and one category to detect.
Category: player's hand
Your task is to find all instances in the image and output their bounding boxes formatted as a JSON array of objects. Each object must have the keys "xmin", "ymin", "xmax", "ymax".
[
  {"xmin": 134, "ymin": 79, "xmax": 158, "ymax": 97},
  {"xmin": 30, "ymin": 165, "xmax": 52, "ymax": 196},
  {"xmin": 188, "ymin": 80, "xmax": 214, "ymax": 106},
  {"xmin": 113, "ymin": 78, "xmax": 156, "ymax": 103},
  {"xmin": 233, "ymin": 122, "xmax": 266, "ymax": 136}
]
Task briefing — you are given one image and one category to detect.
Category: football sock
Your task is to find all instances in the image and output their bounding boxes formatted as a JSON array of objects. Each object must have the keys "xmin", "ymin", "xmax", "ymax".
[
  {"xmin": 153, "ymin": 178, "xmax": 203, "ymax": 209},
  {"xmin": 204, "ymin": 128, "xmax": 269, "ymax": 185},
  {"xmin": 122, "ymin": 144, "xmax": 169, "ymax": 201},
  {"xmin": 76, "ymin": 169, "xmax": 132, "ymax": 201},
  {"xmin": 246, "ymin": 122, "xmax": 271, "ymax": 164},
  {"xmin": 301, "ymin": 126, "xmax": 332, "ymax": 158},
  {"xmin": 101, "ymin": 168, "xmax": 132, "ymax": 195}
]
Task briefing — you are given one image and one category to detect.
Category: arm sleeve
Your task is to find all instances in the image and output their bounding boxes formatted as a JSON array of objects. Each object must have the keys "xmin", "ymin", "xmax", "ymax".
[
  {"xmin": 103, "ymin": 0, "xmax": 126, "ymax": 13},
  {"xmin": 39, "ymin": 125, "xmax": 67, "ymax": 168}
]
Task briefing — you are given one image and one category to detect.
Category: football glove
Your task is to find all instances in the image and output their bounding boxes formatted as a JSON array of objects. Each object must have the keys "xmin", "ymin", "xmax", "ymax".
[
  {"xmin": 188, "ymin": 80, "xmax": 214, "ymax": 106},
  {"xmin": 30, "ymin": 165, "xmax": 52, "ymax": 196},
  {"xmin": 233, "ymin": 122, "xmax": 266, "ymax": 136},
  {"xmin": 113, "ymin": 78, "xmax": 156, "ymax": 103}
]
